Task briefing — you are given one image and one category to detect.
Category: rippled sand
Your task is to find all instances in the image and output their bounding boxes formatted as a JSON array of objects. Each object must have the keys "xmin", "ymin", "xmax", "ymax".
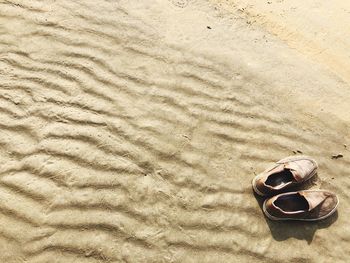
[{"xmin": 0, "ymin": 0, "xmax": 349, "ymax": 262}]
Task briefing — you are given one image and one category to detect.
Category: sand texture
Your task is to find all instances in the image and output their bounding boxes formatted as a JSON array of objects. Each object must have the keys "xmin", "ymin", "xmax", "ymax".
[{"xmin": 0, "ymin": 0, "xmax": 349, "ymax": 262}]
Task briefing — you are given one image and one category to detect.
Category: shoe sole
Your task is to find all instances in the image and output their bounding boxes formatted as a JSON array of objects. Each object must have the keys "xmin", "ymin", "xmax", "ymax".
[
  {"xmin": 262, "ymin": 190, "xmax": 339, "ymax": 221},
  {"xmin": 251, "ymin": 156, "xmax": 318, "ymax": 197}
]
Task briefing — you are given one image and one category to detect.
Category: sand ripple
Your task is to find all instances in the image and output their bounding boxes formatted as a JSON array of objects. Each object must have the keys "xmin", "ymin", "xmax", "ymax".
[{"xmin": 0, "ymin": 0, "xmax": 349, "ymax": 262}]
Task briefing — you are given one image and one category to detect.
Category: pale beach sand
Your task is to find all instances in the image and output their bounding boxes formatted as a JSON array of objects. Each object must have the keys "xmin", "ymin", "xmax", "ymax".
[{"xmin": 0, "ymin": 0, "xmax": 349, "ymax": 262}]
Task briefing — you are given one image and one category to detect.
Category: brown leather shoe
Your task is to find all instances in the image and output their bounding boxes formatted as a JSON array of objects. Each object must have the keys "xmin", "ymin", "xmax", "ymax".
[
  {"xmin": 252, "ymin": 155, "xmax": 317, "ymax": 196},
  {"xmin": 263, "ymin": 190, "xmax": 339, "ymax": 221}
]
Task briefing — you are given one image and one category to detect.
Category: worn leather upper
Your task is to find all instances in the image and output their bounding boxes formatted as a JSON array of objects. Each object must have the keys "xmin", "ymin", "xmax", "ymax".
[
  {"xmin": 277, "ymin": 156, "xmax": 317, "ymax": 182},
  {"xmin": 253, "ymin": 155, "xmax": 317, "ymax": 196},
  {"xmin": 264, "ymin": 190, "xmax": 338, "ymax": 220}
]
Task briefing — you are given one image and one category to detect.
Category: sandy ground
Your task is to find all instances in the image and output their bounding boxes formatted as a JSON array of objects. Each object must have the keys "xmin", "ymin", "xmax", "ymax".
[{"xmin": 0, "ymin": 0, "xmax": 349, "ymax": 262}]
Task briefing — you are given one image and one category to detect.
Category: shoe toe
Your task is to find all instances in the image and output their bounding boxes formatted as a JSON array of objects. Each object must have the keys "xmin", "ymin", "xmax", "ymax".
[{"xmin": 318, "ymin": 192, "xmax": 339, "ymax": 218}]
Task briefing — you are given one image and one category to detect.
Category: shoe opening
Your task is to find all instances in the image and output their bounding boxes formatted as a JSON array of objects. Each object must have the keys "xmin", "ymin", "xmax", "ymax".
[
  {"xmin": 265, "ymin": 169, "xmax": 295, "ymax": 187},
  {"xmin": 274, "ymin": 193, "xmax": 309, "ymax": 212}
]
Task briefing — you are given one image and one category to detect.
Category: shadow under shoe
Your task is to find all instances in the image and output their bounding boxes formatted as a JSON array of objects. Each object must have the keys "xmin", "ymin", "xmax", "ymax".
[{"xmin": 253, "ymin": 191, "xmax": 338, "ymax": 244}]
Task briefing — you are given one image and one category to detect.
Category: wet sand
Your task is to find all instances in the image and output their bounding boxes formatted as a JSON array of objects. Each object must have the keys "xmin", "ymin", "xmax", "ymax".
[{"xmin": 0, "ymin": 0, "xmax": 349, "ymax": 262}]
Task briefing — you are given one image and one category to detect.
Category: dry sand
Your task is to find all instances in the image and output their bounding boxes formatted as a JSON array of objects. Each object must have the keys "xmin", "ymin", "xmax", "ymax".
[{"xmin": 0, "ymin": 0, "xmax": 349, "ymax": 262}]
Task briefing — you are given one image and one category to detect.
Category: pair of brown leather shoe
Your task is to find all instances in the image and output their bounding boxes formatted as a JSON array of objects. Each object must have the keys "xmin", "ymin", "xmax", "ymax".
[{"xmin": 252, "ymin": 156, "xmax": 339, "ymax": 221}]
